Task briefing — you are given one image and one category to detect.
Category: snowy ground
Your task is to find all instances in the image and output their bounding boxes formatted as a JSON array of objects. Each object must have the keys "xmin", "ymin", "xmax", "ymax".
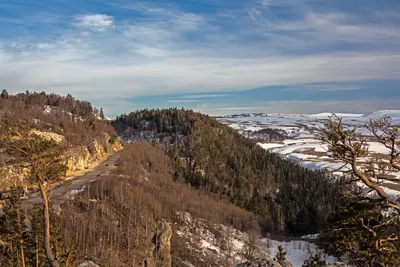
[
  {"xmin": 176, "ymin": 212, "xmax": 338, "ymax": 267},
  {"xmin": 218, "ymin": 110, "xmax": 400, "ymax": 196},
  {"xmin": 261, "ymin": 236, "xmax": 337, "ymax": 266}
]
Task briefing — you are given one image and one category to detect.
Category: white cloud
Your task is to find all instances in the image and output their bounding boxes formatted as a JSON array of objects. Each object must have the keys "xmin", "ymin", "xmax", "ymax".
[
  {"xmin": 181, "ymin": 94, "xmax": 231, "ymax": 99},
  {"xmin": 37, "ymin": 43, "xmax": 56, "ymax": 50},
  {"xmin": 0, "ymin": 1, "xmax": 399, "ymax": 116},
  {"xmin": 199, "ymin": 99, "xmax": 400, "ymax": 116},
  {"xmin": 167, "ymin": 99, "xmax": 199, "ymax": 103},
  {"xmin": 248, "ymin": 2, "xmax": 400, "ymax": 50},
  {"xmin": 75, "ymin": 14, "xmax": 114, "ymax": 32},
  {"xmin": 299, "ymin": 84, "xmax": 363, "ymax": 91}
]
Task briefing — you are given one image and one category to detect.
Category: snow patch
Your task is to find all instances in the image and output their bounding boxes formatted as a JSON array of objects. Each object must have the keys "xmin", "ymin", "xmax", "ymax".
[
  {"xmin": 261, "ymin": 237, "xmax": 337, "ymax": 267},
  {"xmin": 63, "ymin": 185, "xmax": 87, "ymax": 200}
]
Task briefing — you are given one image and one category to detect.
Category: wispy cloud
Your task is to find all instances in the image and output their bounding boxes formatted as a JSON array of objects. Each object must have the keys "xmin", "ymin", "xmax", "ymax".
[
  {"xmin": 0, "ymin": 0, "xmax": 399, "ymax": 115},
  {"xmin": 75, "ymin": 14, "xmax": 114, "ymax": 32},
  {"xmin": 247, "ymin": 1, "xmax": 400, "ymax": 51},
  {"xmin": 180, "ymin": 94, "xmax": 230, "ymax": 99},
  {"xmin": 297, "ymin": 84, "xmax": 364, "ymax": 91},
  {"xmin": 199, "ymin": 99, "xmax": 400, "ymax": 116},
  {"xmin": 167, "ymin": 99, "xmax": 199, "ymax": 103}
]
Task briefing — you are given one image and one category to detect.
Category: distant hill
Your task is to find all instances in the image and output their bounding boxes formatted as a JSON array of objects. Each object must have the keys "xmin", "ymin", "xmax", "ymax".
[
  {"xmin": 112, "ymin": 108, "xmax": 342, "ymax": 235},
  {"xmin": 0, "ymin": 90, "xmax": 115, "ymax": 146}
]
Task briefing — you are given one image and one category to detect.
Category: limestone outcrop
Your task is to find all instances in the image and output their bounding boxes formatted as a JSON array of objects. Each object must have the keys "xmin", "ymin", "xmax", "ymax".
[
  {"xmin": 0, "ymin": 131, "xmax": 121, "ymax": 190},
  {"xmin": 76, "ymin": 261, "xmax": 100, "ymax": 267},
  {"xmin": 144, "ymin": 220, "xmax": 173, "ymax": 267}
]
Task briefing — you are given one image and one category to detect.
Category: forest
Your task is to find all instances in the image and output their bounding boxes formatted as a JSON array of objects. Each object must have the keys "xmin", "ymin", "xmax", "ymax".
[
  {"xmin": 112, "ymin": 108, "xmax": 343, "ymax": 235},
  {"xmin": 0, "ymin": 142, "xmax": 264, "ymax": 267},
  {"xmin": 0, "ymin": 89, "xmax": 116, "ymax": 148},
  {"xmin": 0, "ymin": 94, "xmax": 398, "ymax": 266}
]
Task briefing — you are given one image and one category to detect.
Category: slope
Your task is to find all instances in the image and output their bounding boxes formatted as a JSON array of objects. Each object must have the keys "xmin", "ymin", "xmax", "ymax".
[
  {"xmin": 0, "ymin": 90, "xmax": 120, "ymax": 191},
  {"xmin": 112, "ymin": 108, "xmax": 343, "ymax": 235}
]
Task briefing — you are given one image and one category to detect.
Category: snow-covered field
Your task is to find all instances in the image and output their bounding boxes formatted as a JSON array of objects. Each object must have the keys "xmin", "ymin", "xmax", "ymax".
[
  {"xmin": 261, "ymin": 236, "xmax": 337, "ymax": 266},
  {"xmin": 218, "ymin": 110, "xmax": 400, "ymax": 195}
]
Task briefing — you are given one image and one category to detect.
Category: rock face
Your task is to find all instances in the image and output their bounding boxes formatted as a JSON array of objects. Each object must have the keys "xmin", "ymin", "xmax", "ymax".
[
  {"xmin": 327, "ymin": 263, "xmax": 349, "ymax": 267},
  {"xmin": 236, "ymin": 257, "xmax": 282, "ymax": 267},
  {"xmin": 65, "ymin": 134, "xmax": 121, "ymax": 176},
  {"xmin": 144, "ymin": 220, "xmax": 173, "ymax": 267},
  {"xmin": 0, "ymin": 132, "xmax": 121, "ymax": 190},
  {"xmin": 76, "ymin": 261, "xmax": 100, "ymax": 267},
  {"xmin": 279, "ymin": 260, "xmax": 293, "ymax": 267},
  {"xmin": 175, "ymin": 211, "xmax": 271, "ymax": 267}
]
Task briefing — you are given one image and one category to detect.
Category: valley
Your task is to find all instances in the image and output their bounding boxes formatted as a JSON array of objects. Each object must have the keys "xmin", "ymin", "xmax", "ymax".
[
  {"xmin": 0, "ymin": 92, "xmax": 399, "ymax": 266},
  {"xmin": 218, "ymin": 111, "xmax": 400, "ymax": 197}
]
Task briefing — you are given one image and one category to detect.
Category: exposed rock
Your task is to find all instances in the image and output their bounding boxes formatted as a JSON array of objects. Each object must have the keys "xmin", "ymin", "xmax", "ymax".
[
  {"xmin": 179, "ymin": 211, "xmax": 193, "ymax": 224},
  {"xmin": 76, "ymin": 261, "xmax": 100, "ymax": 267},
  {"xmin": 180, "ymin": 261, "xmax": 195, "ymax": 267},
  {"xmin": 31, "ymin": 130, "xmax": 66, "ymax": 144},
  {"xmin": 279, "ymin": 260, "xmax": 293, "ymax": 267},
  {"xmin": 0, "ymin": 132, "xmax": 121, "ymax": 190},
  {"xmin": 175, "ymin": 211, "xmax": 268, "ymax": 267},
  {"xmin": 172, "ymin": 258, "xmax": 195, "ymax": 267},
  {"xmin": 236, "ymin": 257, "xmax": 282, "ymax": 267},
  {"xmin": 145, "ymin": 220, "xmax": 173, "ymax": 267},
  {"xmin": 327, "ymin": 263, "xmax": 349, "ymax": 267}
]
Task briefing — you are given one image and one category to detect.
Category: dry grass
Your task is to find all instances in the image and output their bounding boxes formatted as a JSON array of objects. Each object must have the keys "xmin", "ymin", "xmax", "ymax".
[{"xmin": 58, "ymin": 142, "xmax": 260, "ymax": 267}]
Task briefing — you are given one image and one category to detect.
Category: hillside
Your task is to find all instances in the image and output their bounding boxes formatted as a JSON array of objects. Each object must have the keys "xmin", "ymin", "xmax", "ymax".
[
  {"xmin": 57, "ymin": 142, "xmax": 269, "ymax": 267},
  {"xmin": 0, "ymin": 90, "xmax": 120, "ymax": 191},
  {"xmin": 112, "ymin": 108, "xmax": 343, "ymax": 235}
]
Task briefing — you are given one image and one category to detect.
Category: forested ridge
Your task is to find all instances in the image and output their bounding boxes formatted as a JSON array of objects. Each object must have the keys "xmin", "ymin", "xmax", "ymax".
[
  {"xmin": 0, "ymin": 90, "xmax": 116, "ymax": 147},
  {"xmin": 113, "ymin": 108, "xmax": 343, "ymax": 235},
  {"xmin": 0, "ymin": 90, "xmax": 119, "ymax": 193}
]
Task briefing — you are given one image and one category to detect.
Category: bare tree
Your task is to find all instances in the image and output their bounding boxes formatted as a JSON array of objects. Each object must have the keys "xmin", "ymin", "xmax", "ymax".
[
  {"xmin": 322, "ymin": 115, "xmax": 399, "ymax": 252},
  {"xmin": 242, "ymin": 231, "xmax": 259, "ymax": 260},
  {"xmin": 0, "ymin": 121, "xmax": 67, "ymax": 267},
  {"xmin": 368, "ymin": 116, "xmax": 400, "ymax": 173}
]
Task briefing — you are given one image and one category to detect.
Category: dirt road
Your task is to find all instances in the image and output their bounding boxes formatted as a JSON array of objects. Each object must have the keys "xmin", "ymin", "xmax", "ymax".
[{"xmin": 0, "ymin": 151, "xmax": 120, "ymax": 215}]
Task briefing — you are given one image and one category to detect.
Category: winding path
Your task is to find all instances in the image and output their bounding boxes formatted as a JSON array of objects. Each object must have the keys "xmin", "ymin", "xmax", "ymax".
[{"xmin": 0, "ymin": 151, "xmax": 121, "ymax": 215}]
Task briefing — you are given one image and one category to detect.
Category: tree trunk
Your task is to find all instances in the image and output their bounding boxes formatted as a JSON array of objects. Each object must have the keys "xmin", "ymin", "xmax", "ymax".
[
  {"xmin": 17, "ymin": 209, "xmax": 26, "ymax": 267},
  {"xmin": 39, "ymin": 184, "xmax": 60, "ymax": 267},
  {"xmin": 35, "ymin": 234, "xmax": 39, "ymax": 267}
]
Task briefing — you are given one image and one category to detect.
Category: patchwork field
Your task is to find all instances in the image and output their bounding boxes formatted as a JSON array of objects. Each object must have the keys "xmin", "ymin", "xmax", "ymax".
[{"xmin": 218, "ymin": 110, "xmax": 400, "ymax": 197}]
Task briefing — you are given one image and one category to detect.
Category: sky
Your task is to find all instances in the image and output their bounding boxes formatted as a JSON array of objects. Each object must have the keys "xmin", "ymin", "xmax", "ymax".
[{"xmin": 0, "ymin": 0, "xmax": 399, "ymax": 117}]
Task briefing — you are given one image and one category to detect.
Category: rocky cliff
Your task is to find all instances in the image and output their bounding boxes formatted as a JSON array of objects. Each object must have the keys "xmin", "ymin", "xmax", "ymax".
[
  {"xmin": 64, "ymin": 133, "xmax": 121, "ymax": 177},
  {"xmin": 143, "ymin": 220, "xmax": 173, "ymax": 267},
  {"xmin": 0, "ymin": 130, "xmax": 121, "ymax": 191}
]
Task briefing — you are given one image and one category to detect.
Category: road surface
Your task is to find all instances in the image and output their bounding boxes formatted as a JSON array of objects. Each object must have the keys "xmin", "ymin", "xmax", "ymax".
[{"xmin": 0, "ymin": 151, "xmax": 120, "ymax": 215}]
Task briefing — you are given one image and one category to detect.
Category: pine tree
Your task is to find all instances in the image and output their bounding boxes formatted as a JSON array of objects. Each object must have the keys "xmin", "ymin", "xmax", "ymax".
[
  {"xmin": 0, "ymin": 189, "xmax": 26, "ymax": 267},
  {"xmin": 0, "ymin": 121, "xmax": 67, "ymax": 267},
  {"xmin": 99, "ymin": 108, "xmax": 105, "ymax": 120},
  {"xmin": 302, "ymin": 252, "xmax": 326, "ymax": 267},
  {"xmin": 275, "ymin": 245, "xmax": 287, "ymax": 261},
  {"xmin": 321, "ymin": 115, "xmax": 400, "ymax": 266},
  {"xmin": 1, "ymin": 89, "xmax": 9, "ymax": 99}
]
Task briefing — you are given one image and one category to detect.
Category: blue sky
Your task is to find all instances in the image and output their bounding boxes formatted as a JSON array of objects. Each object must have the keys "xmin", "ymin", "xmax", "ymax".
[{"xmin": 0, "ymin": 0, "xmax": 399, "ymax": 117}]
